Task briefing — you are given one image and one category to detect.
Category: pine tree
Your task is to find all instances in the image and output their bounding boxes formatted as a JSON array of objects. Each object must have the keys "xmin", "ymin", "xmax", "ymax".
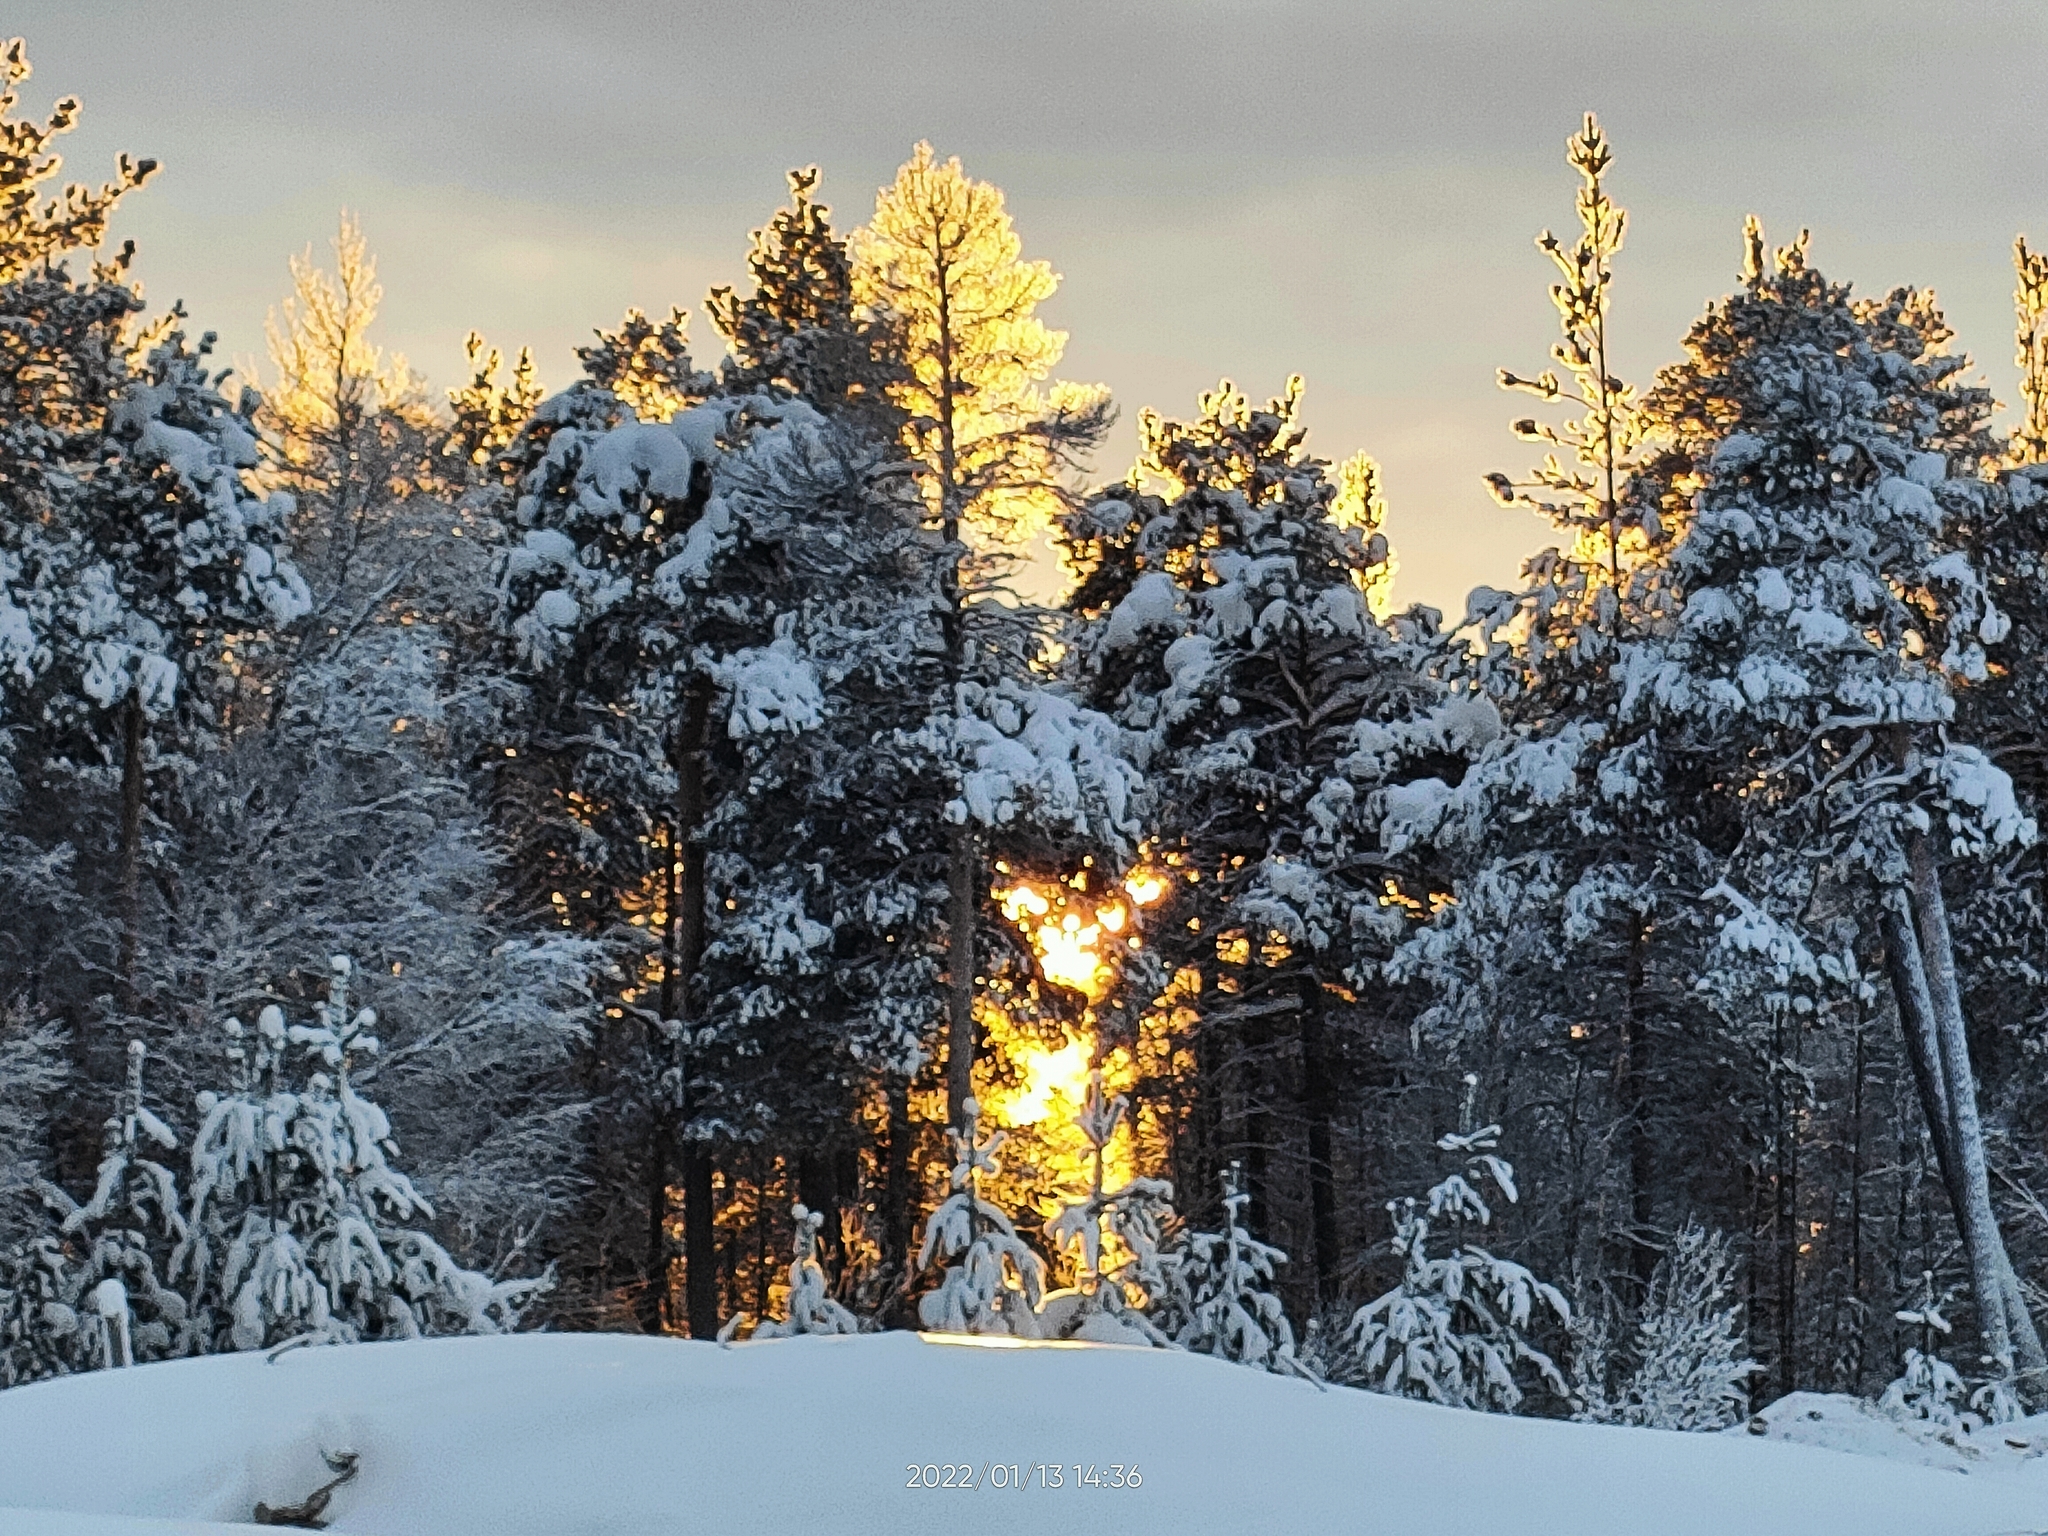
[
  {"xmin": 576, "ymin": 306, "xmax": 710, "ymax": 425},
  {"xmin": 2011, "ymin": 235, "xmax": 2048, "ymax": 468},
  {"xmin": 851, "ymin": 142, "xmax": 1113, "ymax": 1129},
  {"xmin": 446, "ymin": 330, "xmax": 542, "ymax": 476},
  {"xmin": 25, "ymin": 329, "xmax": 311, "ymax": 1072},
  {"xmin": 915, "ymin": 1097, "xmax": 1047, "ymax": 1336},
  {"xmin": 1340, "ymin": 1081, "xmax": 1570, "ymax": 1411},
  {"xmin": 1058, "ymin": 375, "xmax": 1450, "ymax": 1304},
  {"xmin": 708, "ymin": 167, "xmax": 900, "ymax": 425},
  {"xmin": 1621, "ymin": 220, "xmax": 2044, "ymax": 1392},
  {"xmin": 1400, "ymin": 116, "xmax": 1731, "ymax": 1342},
  {"xmin": 1486, "ymin": 114, "xmax": 1651, "ymax": 608},
  {"xmin": 0, "ymin": 37, "xmax": 156, "ymax": 283}
]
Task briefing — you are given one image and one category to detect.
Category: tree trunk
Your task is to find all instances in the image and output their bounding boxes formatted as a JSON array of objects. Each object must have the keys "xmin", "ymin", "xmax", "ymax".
[
  {"xmin": 1776, "ymin": 1008, "xmax": 1799, "ymax": 1399},
  {"xmin": 116, "ymin": 690, "xmax": 145, "ymax": 1018},
  {"xmin": 1295, "ymin": 973, "xmax": 1339, "ymax": 1304},
  {"xmin": 1905, "ymin": 831, "xmax": 2044, "ymax": 1379},
  {"xmin": 641, "ymin": 1124, "xmax": 671, "ymax": 1334},
  {"xmin": 684, "ymin": 1147, "xmax": 717, "ymax": 1337},
  {"xmin": 1242, "ymin": 1003, "xmax": 1273, "ymax": 1239},
  {"xmin": 1615, "ymin": 916, "xmax": 1657, "ymax": 1305},
  {"xmin": 753, "ymin": 1155, "xmax": 772, "ymax": 1321},
  {"xmin": 668, "ymin": 675, "xmax": 718, "ymax": 1339},
  {"xmin": 945, "ymin": 824, "xmax": 979, "ymax": 1130},
  {"xmin": 1849, "ymin": 988, "xmax": 1867, "ymax": 1394},
  {"xmin": 883, "ymin": 1076, "xmax": 912, "ymax": 1289}
]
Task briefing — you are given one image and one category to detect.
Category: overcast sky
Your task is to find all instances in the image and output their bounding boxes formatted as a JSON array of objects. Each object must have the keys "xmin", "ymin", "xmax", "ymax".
[{"xmin": 13, "ymin": 1, "xmax": 2048, "ymax": 613}]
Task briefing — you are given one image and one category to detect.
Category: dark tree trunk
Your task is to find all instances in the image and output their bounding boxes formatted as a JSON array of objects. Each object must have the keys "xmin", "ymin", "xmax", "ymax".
[
  {"xmin": 1295, "ymin": 973, "xmax": 1340, "ymax": 1304},
  {"xmin": 753, "ymin": 1155, "xmax": 772, "ymax": 1321},
  {"xmin": 945, "ymin": 825, "xmax": 979, "ymax": 1131},
  {"xmin": 1618, "ymin": 918, "xmax": 1657, "ymax": 1303},
  {"xmin": 116, "ymin": 690, "xmax": 145, "ymax": 1021},
  {"xmin": 1243, "ymin": 1003, "xmax": 1273, "ymax": 1238},
  {"xmin": 1775, "ymin": 1010, "xmax": 1799, "ymax": 1399},
  {"xmin": 882, "ymin": 1076, "xmax": 912, "ymax": 1285},
  {"xmin": 1848, "ymin": 989, "xmax": 1867, "ymax": 1393},
  {"xmin": 668, "ymin": 675, "xmax": 719, "ymax": 1339},
  {"xmin": 642, "ymin": 1125, "xmax": 671, "ymax": 1334}
]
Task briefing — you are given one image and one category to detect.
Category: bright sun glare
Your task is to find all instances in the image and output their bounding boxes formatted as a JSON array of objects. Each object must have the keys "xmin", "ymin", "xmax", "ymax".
[{"xmin": 985, "ymin": 868, "xmax": 1168, "ymax": 1135}]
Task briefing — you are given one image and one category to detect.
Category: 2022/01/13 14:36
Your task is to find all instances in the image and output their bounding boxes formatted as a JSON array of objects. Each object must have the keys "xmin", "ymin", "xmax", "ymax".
[{"xmin": 904, "ymin": 1463, "xmax": 1143, "ymax": 1489}]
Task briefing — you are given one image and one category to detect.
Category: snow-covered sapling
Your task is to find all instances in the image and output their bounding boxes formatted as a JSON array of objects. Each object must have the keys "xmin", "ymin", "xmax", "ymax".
[
  {"xmin": 1577, "ymin": 1221, "xmax": 1759, "ymax": 1430},
  {"xmin": 1043, "ymin": 1070, "xmax": 1177, "ymax": 1344},
  {"xmin": 36, "ymin": 1040, "xmax": 191, "ymax": 1367},
  {"xmin": 1158, "ymin": 1163, "xmax": 1313, "ymax": 1380},
  {"xmin": 1341, "ymin": 1080, "xmax": 1569, "ymax": 1412},
  {"xmin": 177, "ymin": 956, "xmax": 550, "ymax": 1352},
  {"xmin": 1879, "ymin": 1271, "xmax": 2012, "ymax": 1427},
  {"xmin": 752, "ymin": 1204, "xmax": 859, "ymax": 1338},
  {"xmin": 916, "ymin": 1097, "xmax": 1046, "ymax": 1337}
]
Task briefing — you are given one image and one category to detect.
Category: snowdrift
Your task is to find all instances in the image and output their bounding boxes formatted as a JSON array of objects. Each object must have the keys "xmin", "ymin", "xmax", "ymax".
[{"xmin": 1, "ymin": 1332, "xmax": 2046, "ymax": 1535}]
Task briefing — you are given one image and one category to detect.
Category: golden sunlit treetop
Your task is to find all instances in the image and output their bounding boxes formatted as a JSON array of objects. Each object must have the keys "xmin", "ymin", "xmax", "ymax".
[
  {"xmin": 2013, "ymin": 235, "xmax": 2048, "ymax": 467},
  {"xmin": 851, "ymin": 141, "xmax": 1109, "ymax": 549},
  {"xmin": 1488, "ymin": 112, "xmax": 1654, "ymax": 621},
  {"xmin": 261, "ymin": 211, "xmax": 430, "ymax": 471}
]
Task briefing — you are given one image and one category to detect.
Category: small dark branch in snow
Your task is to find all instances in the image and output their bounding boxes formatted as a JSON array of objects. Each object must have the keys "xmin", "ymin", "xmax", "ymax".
[{"xmin": 253, "ymin": 1448, "xmax": 359, "ymax": 1529}]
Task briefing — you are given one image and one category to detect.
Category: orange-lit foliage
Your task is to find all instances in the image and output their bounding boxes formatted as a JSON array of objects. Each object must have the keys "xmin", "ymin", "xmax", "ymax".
[{"xmin": 971, "ymin": 864, "xmax": 1171, "ymax": 1281}]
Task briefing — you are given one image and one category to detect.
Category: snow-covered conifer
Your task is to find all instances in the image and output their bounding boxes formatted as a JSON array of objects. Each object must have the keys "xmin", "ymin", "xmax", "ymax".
[
  {"xmin": 1058, "ymin": 374, "xmax": 1450, "ymax": 1301},
  {"xmin": 915, "ymin": 1098, "xmax": 1046, "ymax": 1337},
  {"xmin": 1153, "ymin": 1163, "xmax": 1308, "ymax": 1376},
  {"xmin": 1043, "ymin": 1070, "xmax": 1176, "ymax": 1344},
  {"xmin": 34, "ymin": 1041, "xmax": 191, "ymax": 1366},
  {"xmin": 708, "ymin": 167, "xmax": 901, "ymax": 427},
  {"xmin": 177, "ymin": 958, "xmax": 546, "ymax": 1352},
  {"xmin": 1880, "ymin": 1275, "xmax": 1978, "ymax": 1427},
  {"xmin": 751, "ymin": 1204, "xmax": 859, "ymax": 1339},
  {"xmin": 851, "ymin": 143, "xmax": 1114, "ymax": 1131},
  {"xmin": 1580, "ymin": 1222, "xmax": 1759, "ymax": 1431},
  {"xmin": 1340, "ymin": 1085, "xmax": 1569, "ymax": 1412},
  {"xmin": 1621, "ymin": 221, "xmax": 2043, "ymax": 1387}
]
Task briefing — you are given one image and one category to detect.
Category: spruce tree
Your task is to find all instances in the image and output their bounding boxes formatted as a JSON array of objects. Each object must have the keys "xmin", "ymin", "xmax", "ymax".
[
  {"xmin": 31, "ymin": 1041, "xmax": 192, "ymax": 1369},
  {"xmin": 751, "ymin": 1203, "xmax": 859, "ymax": 1338},
  {"xmin": 915, "ymin": 1096, "xmax": 1047, "ymax": 1337},
  {"xmin": 176, "ymin": 958, "xmax": 545, "ymax": 1351},
  {"xmin": 1156, "ymin": 1163, "xmax": 1309, "ymax": 1377}
]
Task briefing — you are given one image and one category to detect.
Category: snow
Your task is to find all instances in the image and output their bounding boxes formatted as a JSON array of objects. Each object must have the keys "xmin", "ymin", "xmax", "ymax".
[
  {"xmin": 1746, "ymin": 1389, "xmax": 2048, "ymax": 1477},
  {"xmin": 1098, "ymin": 570, "xmax": 1181, "ymax": 650},
  {"xmin": 2, "ymin": 1332, "xmax": 2047, "ymax": 1535},
  {"xmin": 577, "ymin": 423, "xmax": 696, "ymax": 509},
  {"xmin": 715, "ymin": 638, "xmax": 824, "ymax": 739}
]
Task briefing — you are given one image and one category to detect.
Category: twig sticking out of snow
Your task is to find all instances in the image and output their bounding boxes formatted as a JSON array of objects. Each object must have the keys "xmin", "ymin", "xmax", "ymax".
[{"xmin": 252, "ymin": 1448, "xmax": 360, "ymax": 1529}]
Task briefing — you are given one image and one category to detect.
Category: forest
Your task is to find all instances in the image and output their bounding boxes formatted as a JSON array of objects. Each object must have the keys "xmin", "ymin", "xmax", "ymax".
[{"xmin": 5, "ymin": 31, "xmax": 2048, "ymax": 1433}]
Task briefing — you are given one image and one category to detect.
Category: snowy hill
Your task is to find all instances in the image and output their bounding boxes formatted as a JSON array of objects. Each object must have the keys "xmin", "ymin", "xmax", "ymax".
[{"xmin": 1, "ymin": 1333, "xmax": 2045, "ymax": 1536}]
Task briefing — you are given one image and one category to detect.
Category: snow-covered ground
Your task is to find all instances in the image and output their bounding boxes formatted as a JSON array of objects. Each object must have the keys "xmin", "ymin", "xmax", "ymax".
[{"xmin": 2, "ymin": 1333, "xmax": 2046, "ymax": 1536}]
